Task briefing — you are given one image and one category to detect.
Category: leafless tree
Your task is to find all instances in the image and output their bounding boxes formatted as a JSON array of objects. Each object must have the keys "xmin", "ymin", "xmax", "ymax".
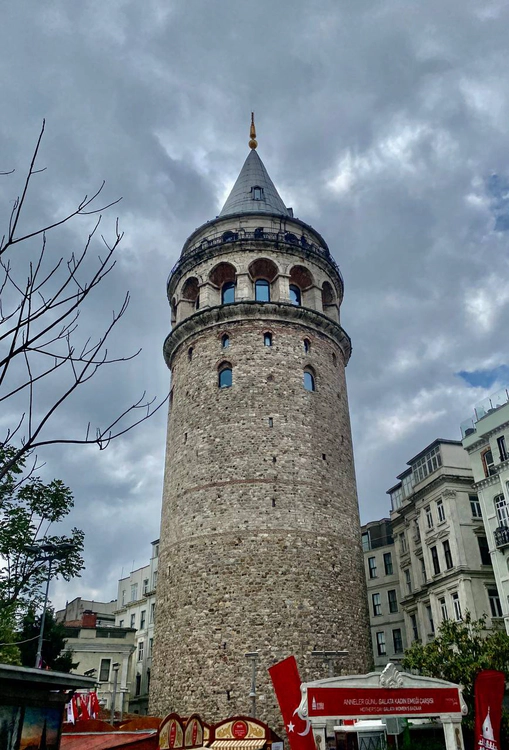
[{"xmin": 0, "ymin": 121, "xmax": 167, "ymax": 481}]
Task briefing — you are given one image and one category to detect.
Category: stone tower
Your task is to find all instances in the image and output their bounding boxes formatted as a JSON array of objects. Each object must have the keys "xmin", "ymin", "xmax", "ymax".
[{"xmin": 150, "ymin": 121, "xmax": 371, "ymax": 729}]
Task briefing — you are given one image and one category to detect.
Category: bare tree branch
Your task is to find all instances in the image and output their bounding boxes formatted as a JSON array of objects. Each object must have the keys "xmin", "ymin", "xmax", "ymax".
[{"xmin": 0, "ymin": 122, "xmax": 167, "ymax": 482}]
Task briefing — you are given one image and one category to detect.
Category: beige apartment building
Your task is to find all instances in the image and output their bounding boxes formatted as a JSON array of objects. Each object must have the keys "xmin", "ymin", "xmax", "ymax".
[
  {"xmin": 115, "ymin": 539, "xmax": 159, "ymax": 714},
  {"xmin": 388, "ymin": 439, "xmax": 499, "ymax": 646},
  {"xmin": 361, "ymin": 518, "xmax": 406, "ymax": 667},
  {"xmin": 461, "ymin": 388, "xmax": 509, "ymax": 634}
]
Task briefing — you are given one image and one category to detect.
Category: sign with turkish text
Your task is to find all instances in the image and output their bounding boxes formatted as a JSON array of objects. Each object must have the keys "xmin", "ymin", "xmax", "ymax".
[
  {"xmin": 232, "ymin": 721, "xmax": 248, "ymax": 739},
  {"xmin": 307, "ymin": 686, "xmax": 462, "ymax": 718}
]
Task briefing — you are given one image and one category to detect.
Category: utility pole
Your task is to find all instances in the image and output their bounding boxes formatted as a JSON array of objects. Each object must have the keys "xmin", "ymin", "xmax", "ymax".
[
  {"xmin": 110, "ymin": 663, "xmax": 120, "ymax": 724},
  {"xmin": 311, "ymin": 649, "xmax": 348, "ymax": 677},
  {"xmin": 245, "ymin": 652, "xmax": 259, "ymax": 718}
]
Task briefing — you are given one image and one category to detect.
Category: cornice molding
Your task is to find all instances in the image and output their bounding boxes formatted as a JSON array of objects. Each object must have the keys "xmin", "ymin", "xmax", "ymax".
[{"xmin": 163, "ymin": 301, "xmax": 352, "ymax": 367}]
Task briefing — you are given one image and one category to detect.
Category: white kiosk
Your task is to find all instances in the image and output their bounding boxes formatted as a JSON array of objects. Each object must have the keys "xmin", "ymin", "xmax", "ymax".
[{"xmin": 297, "ymin": 663, "xmax": 467, "ymax": 750}]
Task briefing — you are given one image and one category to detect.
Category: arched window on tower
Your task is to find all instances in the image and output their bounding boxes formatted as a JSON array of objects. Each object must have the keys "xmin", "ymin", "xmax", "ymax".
[
  {"xmin": 252, "ymin": 186, "xmax": 264, "ymax": 201},
  {"xmin": 289, "ymin": 284, "xmax": 301, "ymax": 306},
  {"xmin": 222, "ymin": 282, "xmax": 235, "ymax": 305},
  {"xmin": 303, "ymin": 367, "xmax": 316, "ymax": 392},
  {"xmin": 303, "ymin": 338, "xmax": 310, "ymax": 353},
  {"xmin": 221, "ymin": 334, "xmax": 230, "ymax": 348},
  {"xmin": 255, "ymin": 279, "xmax": 270, "ymax": 302},
  {"xmin": 218, "ymin": 362, "xmax": 233, "ymax": 389},
  {"xmin": 264, "ymin": 332, "xmax": 272, "ymax": 347}
]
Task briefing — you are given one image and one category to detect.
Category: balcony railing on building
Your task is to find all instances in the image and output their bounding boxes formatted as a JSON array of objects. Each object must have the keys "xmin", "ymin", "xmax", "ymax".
[
  {"xmin": 494, "ymin": 526, "xmax": 509, "ymax": 549},
  {"xmin": 461, "ymin": 388, "xmax": 509, "ymax": 439}
]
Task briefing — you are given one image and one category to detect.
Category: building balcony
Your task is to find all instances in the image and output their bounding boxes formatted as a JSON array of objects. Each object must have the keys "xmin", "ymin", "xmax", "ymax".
[
  {"xmin": 494, "ymin": 526, "xmax": 509, "ymax": 549},
  {"xmin": 461, "ymin": 388, "xmax": 509, "ymax": 438}
]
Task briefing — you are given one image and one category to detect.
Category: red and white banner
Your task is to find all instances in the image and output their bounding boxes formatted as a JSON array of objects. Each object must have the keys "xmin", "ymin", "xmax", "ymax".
[
  {"xmin": 268, "ymin": 657, "xmax": 315, "ymax": 750},
  {"xmin": 474, "ymin": 670, "xmax": 505, "ymax": 750}
]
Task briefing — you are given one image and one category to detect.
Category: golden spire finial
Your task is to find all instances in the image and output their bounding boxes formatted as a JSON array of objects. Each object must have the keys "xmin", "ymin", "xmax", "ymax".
[{"xmin": 249, "ymin": 112, "xmax": 257, "ymax": 149}]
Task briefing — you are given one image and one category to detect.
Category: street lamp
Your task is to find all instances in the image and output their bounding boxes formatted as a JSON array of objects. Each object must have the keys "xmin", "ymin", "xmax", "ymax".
[{"xmin": 25, "ymin": 540, "xmax": 77, "ymax": 669}]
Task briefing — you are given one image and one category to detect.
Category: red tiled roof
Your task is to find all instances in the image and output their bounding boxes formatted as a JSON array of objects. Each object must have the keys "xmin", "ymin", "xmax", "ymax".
[{"xmin": 61, "ymin": 731, "xmax": 157, "ymax": 750}]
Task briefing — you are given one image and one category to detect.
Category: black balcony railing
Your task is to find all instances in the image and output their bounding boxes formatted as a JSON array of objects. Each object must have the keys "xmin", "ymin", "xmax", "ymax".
[{"xmin": 494, "ymin": 526, "xmax": 509, "ymax": 549}]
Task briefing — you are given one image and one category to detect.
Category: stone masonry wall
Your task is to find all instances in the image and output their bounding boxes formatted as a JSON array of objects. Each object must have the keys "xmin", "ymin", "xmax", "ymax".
[{"xmin": 150, "ymin": 300, "xmax": 372, "ymax": 732}]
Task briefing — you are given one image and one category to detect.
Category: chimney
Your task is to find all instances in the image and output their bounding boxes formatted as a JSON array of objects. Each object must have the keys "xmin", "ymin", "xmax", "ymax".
[{"xmin": 82, "ymin": 610, "xmax": 97, "ymax": 628}]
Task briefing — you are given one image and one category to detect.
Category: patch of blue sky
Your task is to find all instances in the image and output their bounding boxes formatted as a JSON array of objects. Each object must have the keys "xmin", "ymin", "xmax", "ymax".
[{"xmin": 457, "ymin": 365, "xmax": 509, "ymax": 389}]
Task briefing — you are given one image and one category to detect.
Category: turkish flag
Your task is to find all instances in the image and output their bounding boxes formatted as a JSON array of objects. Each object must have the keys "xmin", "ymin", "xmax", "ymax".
[
  {"xmin": 269, "ymin": 656, "xmax": 316, "ymax": 750},
  {"xmin": 474, "ymin": 670, "xmax": 505, "ymax": 749}
]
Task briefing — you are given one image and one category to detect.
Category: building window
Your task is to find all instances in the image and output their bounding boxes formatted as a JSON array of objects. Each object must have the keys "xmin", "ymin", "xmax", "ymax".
[
  {"xmin": 470, "ymin": 494, "xmax": 482, "ymax": 518},
  {"xmin": 152, "ymin": 570, "xmax": 158, "ymax": 589},
  {"xmin": 497, "ymin": 435, "xmax": 508, "ymax": 462},
  {"xmin": 255, "ymin": 279, "xmax": 270, "ymax": 302},
  {"xmin": 478, "ymin": 536, "xmax": 491, "ymax": 565},
  {"xmin": 130, "ymin": 614, "xmax": 136, "ymax": 629},
  {"xmin": 119, "ymin": 620, "xmax": 124, "ymax": 628},
  {"xmin": 436, "ymin": 499, "xmax": 445, "ymax": 523},
  {"xmin": 413, "ymin": 445, "xmax": 442, "ymax": 483},
  {"xmin": 392, "ymin": 629, "xmax": 403, "ymax": 654},
  {"xmin": 135, "ymin": 674, "xmax": 141, "ymax": 696},
  {"xmin": 383, "ymin": 552, "xmax": 393, "ymax": 576},
  {"xmin": 400, "ymin": 533, "xmax": 407, "ymax": 554},
  {"xmin": 99, "ymin": 659, "xmax": 111, "ymax": 682},
  {"xmin": 451, "ymin": 593, "xmax": 462, "ymax": 621},
  {"xmin": 368, "ymin": 557, "xmax": 377, "ymax": 579},
  {"xmin": 481, "ymin": 448, "xmax": 496, "ymax": 477},
  {"xmin": 221, "ymin": 282, "xmax": 235, "ymax": 304},
  {"xmin": 426, "ymin": 605, "xmax": 435, "ymax": 634},
  {"xmin": 405, "ymin": 569, "xmax": 412, "ymax": 594},
  {"xmin": 131, "ymin": 583, "xmax": 138, "ymax": 602},
  {"xmin": 221, "ymin": 334, "xmax": 230, "ymax": 348},
  {"xmin": 439, "ymin": 597, "xmax": 448, "ymax": 621},
  {"xmin": 264, "ymin": 332, "xmax": 272, "ymax": 347},
  {"xmin": 303, "ymin": 368, "xmax": 315, "ymax": 392},
  {"xmin": 494, "ymin": 494, "xmax": 509, "ymax": 527},
  {"xmin": 289, "ymin": 284, "xmax": 301, "ymax": 306},
  {"xmin": 414, "ymin": 519, "xmax": 421, "ymax": 543},
  {"xmin": 252, "ymin": 186, "xmax": 264, "ymax": 201},
  {"xmin": 149, "ymin": 638, "xmax": 153, "ymax": 657},
  {"xmin": 372, "ymin": 593, "xmax": 382, "ymax": 616},
  {"xmin": 121, "ymin": 589, "xmax": 126, "ymax": 606},
  {"xmin": 431, "ymin": 546, "xmax": 440, "ymax": 575},
  {"xmin": 376, "ymin": 632, "xmax": 386, "ymax": 656},
  {"xmin": 362, "ymin": 532, "xmax": 370, "ymax": 552},
  {"xmin": 150, "ymin": 602, "xmax": 156, "ymax": 624},
  {"xmin": 425, "ymin": 506, "xmax": 434, "ymax": 529},
  {"xmin": 143, "ymin": 579, "xmax": 149, "ymax": 595},
  {"xmin": 138, "ymin": 641, "xmax": 144, "ymax": 662},
  {"xmin": 443, "ymin": 540, "xmax": 453, "ymax": 570},
  {"xmin": 188, "ymin": 347, "xmax": 193, "ymax": 361},
  {"xmin": 420, "ymin": 557, "xmax": 427, "ymax": 584},
  {"xmin": 140, "ymin": 610, "xmax": 146, "ymax": 629},
  {"xmin": 303, "ymin": 338, "xmax": 310, "ymax": 353},
  {"xmin": 488, "ymin": 588, "xmax": 503, "ymax": 617},
  {"xmin": 218, "ymin": 363, "xmax": 233, "ymax": 389},
  {"xmin": 388, "ymin": 589, "xmax": 398, "ymax": 613},
  {"xmin": 391, "ymin": 486, "xmax": 403, "ymax": 511},
  {"xmin": 410, "ymin": 613, "xmax": 419, "ymax": 641}
]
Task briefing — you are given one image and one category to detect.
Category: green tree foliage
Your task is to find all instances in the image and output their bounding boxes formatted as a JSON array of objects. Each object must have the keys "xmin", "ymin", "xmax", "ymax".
[
  {"xmin": 402, "ymin": 613, "xmax": 509, "ymax": 732},
  {"xmin": 0, "ymin": 446, "xmax": 84, "ymax": 617},
  {"xmin": 17, "ymin": 607, "xmax": 78, "ymax": 672},
  {"xmin": 0, "ymin": 604, "xmax": 21, "ymax": 665}
]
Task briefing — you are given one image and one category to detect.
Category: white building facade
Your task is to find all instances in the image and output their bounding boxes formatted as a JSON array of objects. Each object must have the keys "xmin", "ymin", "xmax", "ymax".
[
  {"xmin": 361, "ymin": 518, "xmax": 407, "ymax": 667},
  {"xmin": 388, "ymin": 439, "xmax": 499, "ymax": 646},
  {"xmin": 115, "ymin": 539, "xmax": 159, "ymax": 714},
  {"xmin": 461, "ymin": 389, "xmax": 509, "ymax": 634}
]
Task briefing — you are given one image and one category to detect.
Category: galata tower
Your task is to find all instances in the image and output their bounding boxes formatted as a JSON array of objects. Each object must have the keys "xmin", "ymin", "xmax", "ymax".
[{"xmin": 150, "ymin": 118, "xmax": 371, "ymax": 728}]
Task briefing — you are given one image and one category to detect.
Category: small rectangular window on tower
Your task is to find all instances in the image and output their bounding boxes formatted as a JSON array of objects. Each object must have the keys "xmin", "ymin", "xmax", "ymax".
[{"xmin": 268, "ymin": 417, "xmax": 273, "ymax": 427}]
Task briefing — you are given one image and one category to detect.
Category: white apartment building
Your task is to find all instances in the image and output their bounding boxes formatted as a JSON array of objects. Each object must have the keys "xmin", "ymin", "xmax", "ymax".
[
  {"xmin": 115, "ymin": 539, "xmax": 159, "ymax": 714},
  {"xmin": 388, "ymin": 439, "xmax": 499, "ymax": 646},
  {"xmin": 461, "ymin": 388, "xmax": 509, "ymax": 634},
  {"xmin": 361, "ymin": 518, "xmax": 406, "ymax": 667}
]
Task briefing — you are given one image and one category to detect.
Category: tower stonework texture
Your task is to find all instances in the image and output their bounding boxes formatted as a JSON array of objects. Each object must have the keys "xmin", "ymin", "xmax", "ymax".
[{"xmin": 150, "ymin": 139, "xmax": 371, "ymax": 730}]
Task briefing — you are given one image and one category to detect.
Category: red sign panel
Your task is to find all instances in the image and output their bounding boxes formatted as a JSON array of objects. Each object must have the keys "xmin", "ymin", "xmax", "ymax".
[
  {"xmin": 307, "ymin": 687, "xmax": 462, "ymax": 718},
  {"xmin": 232, "ymin": 721, "xmax": 248, "ymax": 739}
]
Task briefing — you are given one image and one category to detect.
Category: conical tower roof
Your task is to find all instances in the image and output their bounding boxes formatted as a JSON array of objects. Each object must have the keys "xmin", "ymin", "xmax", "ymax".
[{"xmin": 219, "ymin": 149, "xmax": 291, "ymax": 218}]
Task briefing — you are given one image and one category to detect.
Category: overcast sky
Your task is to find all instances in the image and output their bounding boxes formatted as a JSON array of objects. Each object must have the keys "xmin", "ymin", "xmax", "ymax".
[{"xmin": 1, "ymin": 0, "xmax": 509, "ymax": 609}]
